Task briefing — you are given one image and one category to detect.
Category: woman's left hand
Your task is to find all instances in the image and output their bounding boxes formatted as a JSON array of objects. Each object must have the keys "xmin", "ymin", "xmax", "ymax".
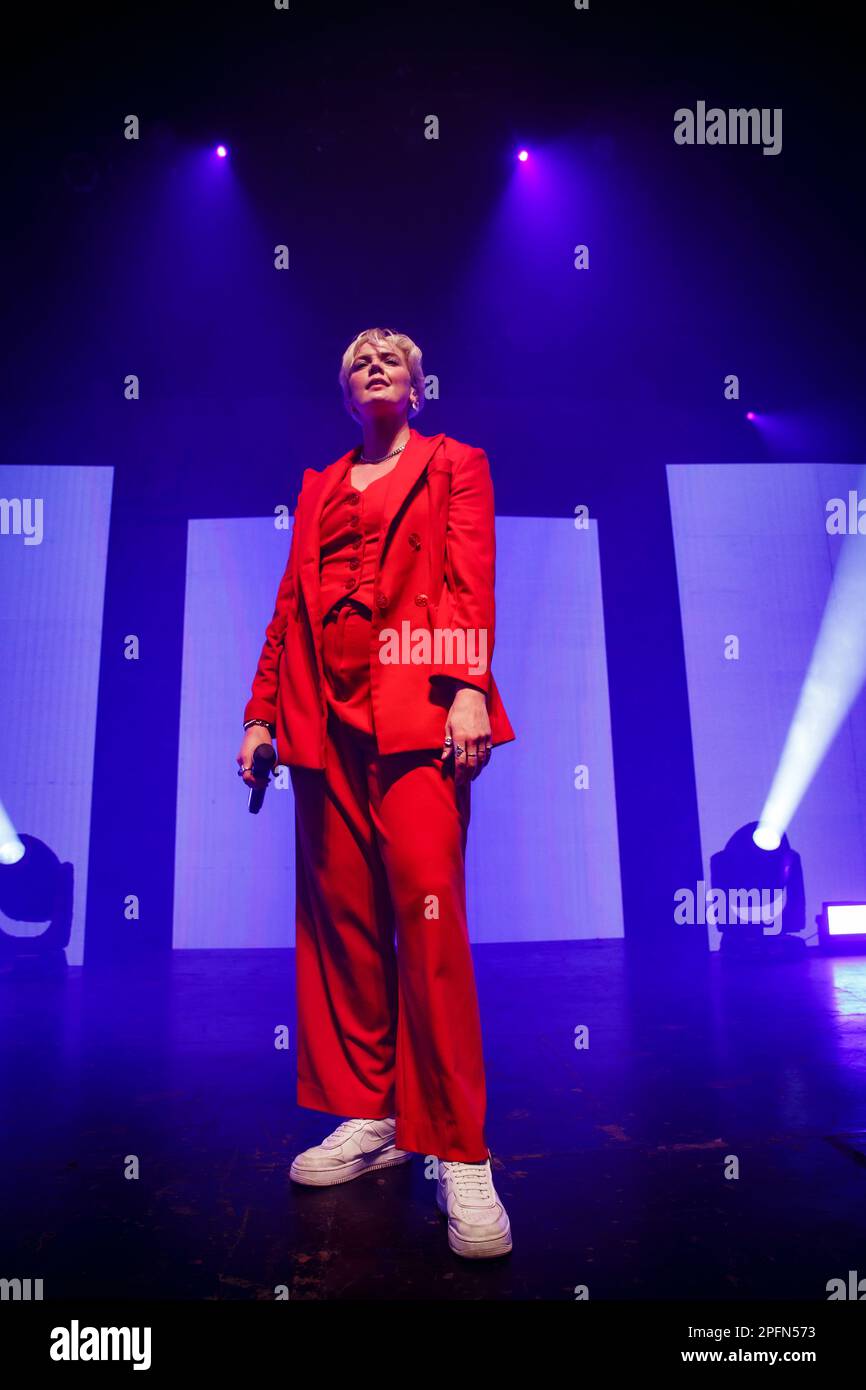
[{"xmin": 441, "ymin": 686, "xmax": 492, "ymax": 785}]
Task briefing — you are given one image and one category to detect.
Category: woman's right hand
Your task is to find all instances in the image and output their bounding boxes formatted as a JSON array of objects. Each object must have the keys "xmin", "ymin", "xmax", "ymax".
[{"xmin": 237, "ymin": 726, "xmax": 276, "ymax": 789}]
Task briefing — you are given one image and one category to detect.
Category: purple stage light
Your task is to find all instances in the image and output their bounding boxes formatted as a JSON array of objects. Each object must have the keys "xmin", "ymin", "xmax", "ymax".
[
  {"xmin": 745, "ymin": 410, "xmax": 757, "ymax": 421},
  {"xmin": 517, "ymin": 149, "xmax": 529, "ymax": 162},
  {"xmin": 817, "ymin": 902, "xmax": 866, "ymax": 954},
  {"xmin": 216, "ymin": 145, "xmax": 228, "ymax": 159}
]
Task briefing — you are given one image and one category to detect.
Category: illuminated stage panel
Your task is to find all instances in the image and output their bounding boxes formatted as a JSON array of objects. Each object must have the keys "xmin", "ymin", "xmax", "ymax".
[
  {"xmin": 174, "ymin": 513, "xmax": 623, "ymax": 946},
  {"xmin": 667, "ymin": 463, "xmax": 866, "ymax": 948},
  {"xmin": 467, "ymin": 515, "xmax": 623, "ymax": 943},
  {"xmin": 0, "ymin": 465, "xmax": 114, "ymax": 966}
]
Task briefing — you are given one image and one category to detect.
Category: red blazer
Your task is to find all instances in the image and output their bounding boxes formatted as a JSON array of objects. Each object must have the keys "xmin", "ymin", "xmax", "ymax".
[{"xmin": 244, "ymin": 426, "xmax": 516, "ymax": 769}]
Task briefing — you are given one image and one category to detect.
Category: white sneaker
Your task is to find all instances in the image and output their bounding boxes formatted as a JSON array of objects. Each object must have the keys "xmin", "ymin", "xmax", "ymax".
[
  {"xmin": 436, "ymin": 1154, "xmax": 513, "ymax": 1258},
  {"xmin": 289, "ymin": 1116, "xmax": 413, "ymax": 1187}
]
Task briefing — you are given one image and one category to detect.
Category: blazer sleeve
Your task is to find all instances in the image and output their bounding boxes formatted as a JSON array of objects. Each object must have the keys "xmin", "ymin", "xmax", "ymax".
[
  {"xmin": 428, "ymin": 444, "xmax": 497, "ymax": 698},
  {"xmin": 243, "ymin": 494, "xmax": 303, "ymax": 727}
]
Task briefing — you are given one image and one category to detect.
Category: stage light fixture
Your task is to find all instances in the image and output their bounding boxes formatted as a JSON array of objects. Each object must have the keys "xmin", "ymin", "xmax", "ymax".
[
  {"xmin": 816, "ymin": 902, "xmax": 866, "ymax": 954},
  {"xmin": 0, "ymin": 833, "xmax": 74, "ymax": 965},
  {"xmin": 710, "ymin": 821, "xmax": 806, "ymax": 959}
]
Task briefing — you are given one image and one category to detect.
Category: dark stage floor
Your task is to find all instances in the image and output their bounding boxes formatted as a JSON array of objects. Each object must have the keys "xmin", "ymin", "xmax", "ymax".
[{"xmin": 2, "ymin": 941, "xmax": 865, "ymax": 1301}]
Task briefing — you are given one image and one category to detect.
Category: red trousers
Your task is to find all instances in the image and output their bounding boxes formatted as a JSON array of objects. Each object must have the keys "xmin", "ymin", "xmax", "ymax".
[{"xmin": 289, "ymin": 599, "xmax": 489, "ymax": 1162}]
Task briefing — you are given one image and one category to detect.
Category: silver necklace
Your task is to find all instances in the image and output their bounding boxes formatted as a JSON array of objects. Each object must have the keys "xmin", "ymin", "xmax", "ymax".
[{"xmin": 359, "ymin": 439, "xmax": 408, "ymax": 464}]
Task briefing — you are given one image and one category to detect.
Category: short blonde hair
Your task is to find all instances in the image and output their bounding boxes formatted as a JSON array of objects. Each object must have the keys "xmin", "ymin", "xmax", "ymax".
[{"xmin": 339, "ymin": 327, "xmax": 425, "ymax": 421}]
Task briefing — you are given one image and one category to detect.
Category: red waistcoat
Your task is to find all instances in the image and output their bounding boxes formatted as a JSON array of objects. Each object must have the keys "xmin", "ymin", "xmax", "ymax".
[
  {"xmin": 244, "ymin": 426, "xmax": 517, "ymax": 769},
  {"xmin": 318, "ymin": 459, "xmax": 390, "ymax": 617}
]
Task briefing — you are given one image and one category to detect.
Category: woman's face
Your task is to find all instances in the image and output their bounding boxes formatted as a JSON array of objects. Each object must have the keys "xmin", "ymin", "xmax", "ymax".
[{"xmin": 347, "ymin": 341, "xmax": 413, "ymax": 420}]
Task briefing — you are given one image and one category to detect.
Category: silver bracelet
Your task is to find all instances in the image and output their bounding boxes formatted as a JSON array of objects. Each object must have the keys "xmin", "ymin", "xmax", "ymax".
[{"xmin": 244, "ymin": 718, "xmax": 276, "ymax": 736}]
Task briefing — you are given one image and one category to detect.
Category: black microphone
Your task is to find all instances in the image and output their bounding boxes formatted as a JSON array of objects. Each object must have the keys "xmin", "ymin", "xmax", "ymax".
[{"xmin": 248, "ymin": 743, "xmax": 277, "ymax": 814}]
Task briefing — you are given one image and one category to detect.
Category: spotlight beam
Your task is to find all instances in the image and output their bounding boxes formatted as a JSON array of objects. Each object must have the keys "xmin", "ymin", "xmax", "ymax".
[{"xmin": 757, "ymin": 476, "xmax": 866, "ymax": 844}]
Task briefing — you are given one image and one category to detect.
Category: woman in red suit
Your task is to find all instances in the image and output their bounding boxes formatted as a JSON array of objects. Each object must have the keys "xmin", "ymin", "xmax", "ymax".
[{"xmin": 237, "ymin": 327, "xmax": 515, "ymax": 1259}]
